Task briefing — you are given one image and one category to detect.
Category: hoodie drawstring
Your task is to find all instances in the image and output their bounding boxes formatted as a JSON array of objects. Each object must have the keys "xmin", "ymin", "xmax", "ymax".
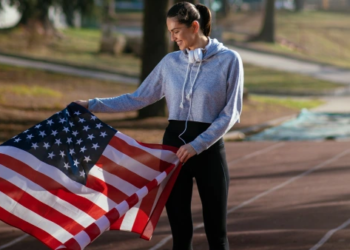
[
  {"xmin": 179, "ymin": 62, "xmax": 191, "ymax": 109},
  {"xmin": 178, "ymin": 60, "xmax": 203, "ymax": 145}
]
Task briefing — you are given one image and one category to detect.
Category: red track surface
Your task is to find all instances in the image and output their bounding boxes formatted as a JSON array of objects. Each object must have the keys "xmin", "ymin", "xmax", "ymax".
[{"xmin": 1, "ymin": 141, "xmax": 350, "ymax": 250}]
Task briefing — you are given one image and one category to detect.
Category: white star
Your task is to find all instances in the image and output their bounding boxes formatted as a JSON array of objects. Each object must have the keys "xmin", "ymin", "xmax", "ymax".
[
  {"xmin": 79, "ymin": 170, "xmax": 85, "ymax": 177},
  {"xmin": 23, "ymin": 130, "xmax": 29, "ymax": 133},
  {"xmin": 55, "ymin": 139, "xmax": 62, "ymax": 146},
  {"xmin": 63, "ymin": 127, "xmax": 69, "ymax": 133},
  {"xmin": 67, "ymin": 138, "xmax": 73, "ymax": 144},
  {"xmin": 74, "ymin": 111, "xmax": 81, "ymax": 116},
  {"xmin": 87, "ymin": 134, "xmax": 95, "ymax": 140},
  {"xmin": 39, "ymin": 131, "xmax": 46, "ymax": 137},
  {"xmin": 100, "ymin": 131, "xmax": 107, "ymax": 138},
  {"xmin": 14, "ymin": 138, "xmax": 21, "ymax": 143},
  {"xmin": 26, "ymin": 134, "xmax": 34, "ymax": 140},
  {"xmin": 76, "ymin": 139, "xmax": 83, "ymax": 145},
  {"xmin": 92, "ymin": 143, "xmax": 99, "ymax": 150},
  {"xmin": 43, "ymin": 142, "xmax": 50, "ymax": 149},
  {"xmin": 63, "ymin": 162, "xmax": 70, "ymax": 169},
  {"xmin": 83, "ymin": 125, "xmax": 90, "ymax": 131},
  {"xmin": 35, "ymin": 124, "xmax": 42, "ymax": 129},
  {"xmin": 60, "ymin": 151, "xmax": 65, "ymax": 157},
  {"xmin": 59, "ymin": 118, "xmax": 66, "ymax": 124},
  {"xmin": 72, "ymin": 131, "xmax": 79, "ymax": 136},
  {"xmin": 32, "ymin": 143, "xmax": 39, "ymax": 149},
  {"xmin": 47, "ymin": 119, "xmax": 54, "ymax": 126},
  {"xmin": 96, "ymin": 123, "xmax": 103, "ymax": 129},
  {"xmin": 12, "ymin": 135, "xmax": 17, "ymax": 139},
  {"xmin": 78, "ymin": 118, "xmax": 85, "ymax": 123},
  {"xmin": 73, "ymin": 159, "xmax": 80, "ymax": 167},
  {"xmin": 84, "ymin": 156, "xmax": 91, "ymax": 162},
  {"xmin": 69, "ymin": 122, "xmax": 74, "ymax": 127},
  {"xmin": 80, "ymin": 146, "xmax": 87, "ymax": 153},
  {"xmin": 91, "ymin": 115, "xmax": 97, "ymax": 121},
  {"xmin": 51, "ymin": 130, "xmax": 58, "ymax": 136},
  {"xmin": 69, "ymin": 148, "xmax": 75, "ymax": 155},
  {"xmin": 48, "ymin": 152, "xmax": 55, "ymax": 159},
  {"xmin": 56, "ymin": 111, "xmax": 61, "ymax": 115}
]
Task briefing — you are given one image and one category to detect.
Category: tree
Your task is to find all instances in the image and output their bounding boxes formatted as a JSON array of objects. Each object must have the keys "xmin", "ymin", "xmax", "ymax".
[
  {"xmin": 138, "ymin": 0, "xmax": 170, "ymax": 118},
  {"xmin": 294, "ymin": 0, "xmax": 305, "ymax": 12},
  {"xmin": 248, "ymin": 0, "xmax": 275, "ymax": 43}
]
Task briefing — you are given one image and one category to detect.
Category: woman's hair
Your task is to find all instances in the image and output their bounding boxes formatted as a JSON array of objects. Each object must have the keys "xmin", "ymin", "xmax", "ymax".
[{"xmin": 167, "ymin": 2, "xmax": 212, "ymax": 37}]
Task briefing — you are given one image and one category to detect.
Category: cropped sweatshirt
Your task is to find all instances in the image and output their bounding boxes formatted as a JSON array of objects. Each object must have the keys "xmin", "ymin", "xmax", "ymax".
[{"xmin": 88, "ymin": 38, "xmax": 244, "ymax": 154}]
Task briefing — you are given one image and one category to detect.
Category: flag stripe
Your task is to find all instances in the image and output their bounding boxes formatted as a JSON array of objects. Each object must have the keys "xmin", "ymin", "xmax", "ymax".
[
  {"xmin": 0, "ymin": 152, "xmax": 108, "ymax": 219},
  {"xmin": 0, "ymin": 175, "xmax": 85, "ymax": 235},
  {"xmin": 0, "ymin": 163, "xmax": 95, "ymax": 228},
  {"xmin": 0, "ymin": 191, "xmax": 72, "ymax": 243},
  {"xmin": 111, "ymin": 135, "xmax": 175, "ymax": 172},
  {"xmin": 103, "ymin": 145, "xmax": 160, "ymax": 181},
  {"xmin": 89, "ymin": 164, "xmax": 139, "ymax": 197},
  {"xmin": 0, "ymin": 206, "xmax": 62, "ymax": 249},
  {"xmin": 96, "ymin": 155, "xmax": 150, "ymax": 189}
]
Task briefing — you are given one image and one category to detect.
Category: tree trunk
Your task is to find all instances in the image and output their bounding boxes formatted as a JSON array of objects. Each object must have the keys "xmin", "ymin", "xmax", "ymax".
[
  {"xmin": 248, "ymin": 0, "xmax": 275, "ymax": 43},
  {"xmin": 220, "ymin": 0, "xmax": 230, "ymax": 17},
  {"xmin": 294, "ymin": 0, "xmax": 305, "ymax": 12},
  {"xmin": 138, "ymin": 0, "xmax": 169, "ymax": 118}
]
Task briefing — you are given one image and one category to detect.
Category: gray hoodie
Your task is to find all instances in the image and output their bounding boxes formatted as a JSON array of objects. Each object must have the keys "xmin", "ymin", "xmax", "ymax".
[{"xmin": 88, "ymin": 38, "xmax": 244, "ymax": 154}]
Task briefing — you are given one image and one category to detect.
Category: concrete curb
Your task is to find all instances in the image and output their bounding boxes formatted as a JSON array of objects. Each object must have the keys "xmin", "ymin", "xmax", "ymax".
[{"xmin": 224, "ymin": 114, "xmax": 298, "ymax": 141}]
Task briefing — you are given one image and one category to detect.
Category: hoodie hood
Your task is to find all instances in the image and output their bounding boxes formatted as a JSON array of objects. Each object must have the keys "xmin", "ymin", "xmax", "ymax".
[{"xmin": 182, "ymin": 37, "xmax": 226, "ymax": 62}]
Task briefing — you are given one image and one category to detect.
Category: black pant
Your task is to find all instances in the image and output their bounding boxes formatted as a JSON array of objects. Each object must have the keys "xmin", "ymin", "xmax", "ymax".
[{"xmin": 163, "ymin": 120, "xmax": 229, "ymax": 250}]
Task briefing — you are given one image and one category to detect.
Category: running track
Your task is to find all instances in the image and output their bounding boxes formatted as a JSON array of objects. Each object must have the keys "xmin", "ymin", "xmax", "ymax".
[{"xmin": 1, "ymin": 141, "xmax": 350, "ymax": 250}]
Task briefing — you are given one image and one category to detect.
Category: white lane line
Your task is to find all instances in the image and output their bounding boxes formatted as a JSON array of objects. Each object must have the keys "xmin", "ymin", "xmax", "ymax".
[
  {"xmin": 0, "ymin": 234, "xmax": 29, "ymax": 250},
  {"xmin": 149, "ymin": 148, "xmax": 350, "ymax": 250},
  {"xmin": 310, "ymin": 218, "xmax": 350, "ymax": 250}
]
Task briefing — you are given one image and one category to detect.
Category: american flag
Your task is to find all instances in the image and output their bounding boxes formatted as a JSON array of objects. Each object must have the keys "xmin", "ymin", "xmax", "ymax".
[{"xmin": 0, "ymin": 102, "xmax": 181, "ymax": 250}]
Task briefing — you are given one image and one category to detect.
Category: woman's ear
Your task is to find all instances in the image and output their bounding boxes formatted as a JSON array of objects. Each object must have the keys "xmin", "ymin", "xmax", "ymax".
[{"xmin": 191, "ymin": 20, "xmax": 200, "ymax": 34}]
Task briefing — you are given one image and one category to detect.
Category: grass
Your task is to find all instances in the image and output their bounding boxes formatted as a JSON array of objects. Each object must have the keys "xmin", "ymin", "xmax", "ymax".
[
  {"xmin": 0, "ymin": 85, "xmax": 62, "ymax": 98},
  {"xmin": 251, "ymin": 95, "xmax": 324, "ymax": 110},
  {"xmin": 220, "ymin": 10, "xmax": 350, "ymax": 69}
]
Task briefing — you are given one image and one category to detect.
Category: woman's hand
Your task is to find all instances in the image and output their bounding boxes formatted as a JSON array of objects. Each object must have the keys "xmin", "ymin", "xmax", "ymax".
[
  {"xmin": 73, "ymin": 100, "xmax": 89, "ymax": 109},
  {"xmin": 176, "ymin": 144, "xmax": 197, "ymax": 164}
]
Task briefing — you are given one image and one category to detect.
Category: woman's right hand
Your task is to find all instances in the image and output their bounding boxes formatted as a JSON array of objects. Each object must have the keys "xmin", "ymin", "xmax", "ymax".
[{"xmin": 73, "ymin": 100, "xmax": 89, "ymax": 109}]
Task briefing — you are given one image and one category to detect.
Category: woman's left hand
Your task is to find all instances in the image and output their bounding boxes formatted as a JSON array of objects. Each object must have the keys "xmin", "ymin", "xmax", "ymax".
[{"xmin": 176, "ymin": 144, "xmax": 197, "ymax": 164}]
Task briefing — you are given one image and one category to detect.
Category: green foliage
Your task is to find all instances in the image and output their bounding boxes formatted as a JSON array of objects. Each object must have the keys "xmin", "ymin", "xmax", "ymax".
[
  {"xmin": 0, "ymin": 85, "xmax": 62, "ymax": 98},
  {"xmin": 251, "ymin": 95, "xmax": 324, "ymax": 110}
]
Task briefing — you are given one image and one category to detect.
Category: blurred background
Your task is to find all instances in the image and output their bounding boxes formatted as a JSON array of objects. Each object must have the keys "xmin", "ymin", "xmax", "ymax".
[{"xmin": 0, "ymin": 0, "xmax": 349, "ymax": 143}]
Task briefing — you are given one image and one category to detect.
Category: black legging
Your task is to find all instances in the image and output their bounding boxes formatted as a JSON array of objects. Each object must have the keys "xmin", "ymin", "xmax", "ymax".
[{"xmin": 163, "ymin": 120, "xmax": 229, "ymax": 250}]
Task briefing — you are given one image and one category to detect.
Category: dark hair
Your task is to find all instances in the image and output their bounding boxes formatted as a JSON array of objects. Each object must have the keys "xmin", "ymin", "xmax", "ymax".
[{"xmin": 167, "ymin": 2, "xmax": 212, "ymax": 37}]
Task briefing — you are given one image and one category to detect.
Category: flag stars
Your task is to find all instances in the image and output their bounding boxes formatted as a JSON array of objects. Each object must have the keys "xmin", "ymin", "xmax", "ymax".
[
  {"xmin": 26, "ymin": 134, "xmax": 34, "ymax": 140},
  {"xmin": 79, "ymin": 170, "xmax": 85, "ymax": 178},
  {"xmin": 63, "ymin": 127, "xmax": 70, "ymax": 133},
  {"xmin": 83, "ymin": 126, "xmax": 90, "ymax": 131},
  {"xmin": 92, "ymin": 143, "xmax": 99, "ymax": 150},
  {"xmin": 51, "ymin": 130, "xmax": 58, "ymax": 136},
  {"xmin": 76, "ymin": 139, "xmax": 83, "ymax": 145},
  {"xmin": 59, "ymin": 118, "xmax": 66, "ymax": 124},
  {"xmin": 100, "ymin": 131, "xmax": 107, "ymax": 138},
  {"xmin": 14, "ymin": 138, "xmax": 21, "ymax": 143},
  {"xmin": 43, "ymin": 142, "xmax": 50, "ymax": 149},
  {"xmin": 60, "ymin": 151, "xmax": 65, "ymax": 157},
  {"xmin": 67, "ymin": 138, "xmax": 73, "ymax": 144},
  {"xmin": 39, "ymin": 131, "xmax": 46, "ymax": 137},
  {"xmin": 78, "ymin": 118, "xmax": 85, "ymax": 123},
  {"xmin": 73, "ymin": 159, "xmax": 80, "ymax": 167},
  {"xmin": 35, "ymin": 124, "xmax": 42, "ymax": 129},
  {"xmin": 69, "ymin": 122, "xmax": 75, "ymax": 127},
  {"xmin": 63, "ymin": 162, "xmax": 70, "ymax": 169},
  {"xmin": 32, "ymin": 143, "xmax": 39, "ymax": 150},
  {"xmin": 84, "ymin": 156, "xmax": 91, "ymax": 163},
  {"xmin": 80, "ymin": 146, "xmax": 87, "ymax": 153},
  {"xmin": 91, "ymin": 115, "xmax": 97, "ymax": 121},
  {"xmin": 48, "ymin": 152, "xmax": 55, "ymax": 159},
  {"xmin": 96, "ymin": 123, "xmax": 103, "ymax": 129},
  {"xmin": 47, "ymin": 120, "xmax": 54, "ymax": 126},
  {"xmin": 74, "ymin": 111, "xmax": 81, "ymax": 116},
  {"xmin": 55, "ymin": 139, "xmax": 62, "ymax": 146},
  {"xmin": 69, "ymin": 149, "xmax": 75, "ymax": 155},
  {"xmin": 72, "ymin": 131, "xmax": 79, "ymax": 137},
  {"xmin": 87, "ymin": 134, "xmax": 95, "ymax": 140},
  {"xmin": 23, "ymin": 130, "xmax": 29, "ymax": 133}
]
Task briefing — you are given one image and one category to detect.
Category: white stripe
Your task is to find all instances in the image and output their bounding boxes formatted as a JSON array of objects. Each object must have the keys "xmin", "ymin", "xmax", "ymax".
[
  {"xmin": 310, "ymin": 218, "xmax": 350, "ymax": 250},
  {"xmin": 115, "ymin": 132, "xmax": 178, "ymax": 164},
  {"xmin": 116, "ymin": 200, "xmax": 129, "ymax": 216},
  {"xmin": 0, "ymin": 164, "xmax": 95, "ymax": 228},
  {"xmin": 136, "ymin": 186, "xmax": 149, "ymax": 200},
  {"xmin": 120, "ymin": 203, "xmax": 140, "ymax": 231},
  {"xmin": 0, "ymin": 191, "xmax": 72, "ymax": 243},
  {"xmin": 95, "ymin": 216, "xmax": 110, "ymax": 234},
  {"xmin": 103, "ymin": 145, "xmax": 160, "ymax": 181},
  {"xmin": 89, "ymin": 165, "xmax": 138, "ymax": 196},
  {"xmin": 72, "ymin": 231, "xmax": 91, "ymax": 250},
  {"xmin": 155, "ymin": 172, "xmax": 167, "ymax": 185},
  {"xmin": 0, "ymin": 146, "xmax": 116, "ymax": 212}
]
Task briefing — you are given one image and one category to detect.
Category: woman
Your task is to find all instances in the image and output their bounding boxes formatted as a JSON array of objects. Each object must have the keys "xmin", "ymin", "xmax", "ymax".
[{"xmin": 76, "ymin": 2, "xmax": 243, "ymax": 249}]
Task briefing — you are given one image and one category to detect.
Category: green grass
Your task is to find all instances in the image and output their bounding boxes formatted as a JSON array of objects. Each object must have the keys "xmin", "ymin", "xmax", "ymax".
[
  {"xmin": 251, "ymin": 95, "xmax": 324, "ymax": 110},
  {"xmin": 221, "ymin": 10, "xmax": 350, "ymax": 69},
  {"xmin": 244, "ymin": 64, "xmax": 343, "ymax": 94},
  {"xmin": 0, "ymin": 85, "xmax": 62, "ymax": 98}
]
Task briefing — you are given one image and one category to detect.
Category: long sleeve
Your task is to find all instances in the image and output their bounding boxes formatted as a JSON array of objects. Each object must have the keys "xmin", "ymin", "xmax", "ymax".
[
  {"xmin": 88, "ymin": 58, "xmax": 165, "ymax": 113},
  {"xmin": 189, "ymin": 51, "xmax": 244, "ymax": 154}
]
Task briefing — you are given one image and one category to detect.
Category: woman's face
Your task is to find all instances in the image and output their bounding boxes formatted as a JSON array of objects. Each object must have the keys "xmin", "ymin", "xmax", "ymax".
[{"xmin": 166, "ymin": 17, "xmax": 197, "ymax": 50}]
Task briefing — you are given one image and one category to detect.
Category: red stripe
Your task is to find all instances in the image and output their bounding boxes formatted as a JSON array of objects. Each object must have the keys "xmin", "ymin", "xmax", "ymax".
[
  {"xmin": 0, "ymin": 153, "xmax": 106, "ymax": 219},
  {"xmin": 141, "ymin": 164, "xmax": 181, "ymax": 240},
  {"xmin": 0, "ymin": 176, "xmax": 85, "ymax": 235},
  {"xmin": 109, "ymin": 136, "xmax": 174, "ymax": 172},
  {"xmin": 136, "ymin": 141, "xmax": 178, "ymax": 153},
  {"xmin": 84, "ymin": 223, "xmax": 101, "ymax": 243},
  {"xmin": 96, "ymin": 155, "xmax": 150, "ymax": 189},
  {"xmin": 105, "ymin": 208, "xmax": 120, "ymax": 224},
  {"xmin": 110, "ymin": 214, "xmax": 125, "ymax": 230},
  {"xmin": 63, "ymin": 238, "xmax": 81, "ymax": 250},
  {"xmin": 0, "ymin": 207, "xmax": 62, "ymax": 249},
  {"xmin": 86, "ymin": 174, "xmax": 128, "ymax": 204}
]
